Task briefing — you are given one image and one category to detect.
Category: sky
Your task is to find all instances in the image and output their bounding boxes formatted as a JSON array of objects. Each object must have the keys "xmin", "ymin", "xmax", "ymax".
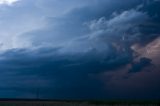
[{"xmin": 0, "ymin": 0, "xmax": 160, "ymax": 99}]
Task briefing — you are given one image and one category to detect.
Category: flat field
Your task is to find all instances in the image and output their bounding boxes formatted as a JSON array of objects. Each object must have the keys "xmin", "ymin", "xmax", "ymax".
[{"xmin": 0, "ymin": 99, "xmax": 159, "ymax": 106}]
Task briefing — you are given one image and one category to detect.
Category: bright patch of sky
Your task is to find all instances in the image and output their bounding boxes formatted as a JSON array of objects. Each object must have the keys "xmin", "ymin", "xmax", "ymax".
[{"xmin": 0, "ymin": 0, "xmax": 19, "ymax": 5}]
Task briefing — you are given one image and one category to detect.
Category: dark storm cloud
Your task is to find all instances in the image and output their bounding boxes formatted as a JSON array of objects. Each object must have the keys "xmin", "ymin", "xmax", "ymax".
[
  {"xmin": 135, "ymin": 0, "xmax": 160, "ymax": 45},
  {"xmin": 129, "ymin": 57, "xmax": 152, "ymax": 73},
  {"xmin": 21, "ymin": 0, "xmax": 147, "ymax": 49},
  {"xmin": 0, "ymin": 46, "xmax": 134, "ymax": 99},
  {"xmin": 0, "ymin": 0, "xmax": 160, "ymax": 99}
]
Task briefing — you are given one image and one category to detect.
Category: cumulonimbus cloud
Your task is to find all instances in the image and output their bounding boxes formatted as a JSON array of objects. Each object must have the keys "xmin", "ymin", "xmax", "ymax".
[{"xmin": 0, "ymin": 0, "xmax": 160, "ymax": 99}]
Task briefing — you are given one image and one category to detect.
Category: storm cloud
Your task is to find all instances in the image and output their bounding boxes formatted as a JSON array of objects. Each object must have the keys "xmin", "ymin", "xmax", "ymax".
[{"xmin": 0, "ymin": 0, "xmax": 160, "ymax": 99}]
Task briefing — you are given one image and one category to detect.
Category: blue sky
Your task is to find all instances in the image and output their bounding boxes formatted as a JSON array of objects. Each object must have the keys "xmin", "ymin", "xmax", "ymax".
[{"xmin": 0, "ymin": 0, "xmax": 160, "ymax": 99}]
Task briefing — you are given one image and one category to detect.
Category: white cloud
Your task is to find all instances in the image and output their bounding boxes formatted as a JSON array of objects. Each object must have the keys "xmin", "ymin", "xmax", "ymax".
[
  {"xmin": 0, "ymin": 0, "xmax": 19, "ymax": 5},
  {"xmin": 86, "ymin": 9, "xmax": 148, "ymax": 44}
]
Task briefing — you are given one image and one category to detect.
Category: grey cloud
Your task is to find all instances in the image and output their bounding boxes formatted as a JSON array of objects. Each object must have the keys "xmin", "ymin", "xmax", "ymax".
[
  {"xmin": 0, "ymin": 0, "xmax": 160, "ymax": 99},
  {"xmin": 87, "ymin": 9, "xmax": 148, "ymax": 44},
  {"xmin": 129, "ymin": 57, "xmax": 152, "ymax": 73},
  {"xmin": 17, "ymin": 0, "xmax": 146, "ymax": 51},
  {"xmin": 0, "ymin": 46, "xmax": 134, "ymax": 98}
]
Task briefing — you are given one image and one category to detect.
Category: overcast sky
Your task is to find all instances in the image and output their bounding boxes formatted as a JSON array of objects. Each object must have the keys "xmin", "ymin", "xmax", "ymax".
[{"xmin": 0, "ymin": 0, "xmax": 160, "ymax": 99}]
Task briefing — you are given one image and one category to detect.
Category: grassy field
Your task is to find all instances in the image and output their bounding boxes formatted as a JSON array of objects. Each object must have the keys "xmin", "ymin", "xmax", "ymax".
[{"xmin": 0, "ymin": 99, "xmax": 159, "ymax": 106}]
